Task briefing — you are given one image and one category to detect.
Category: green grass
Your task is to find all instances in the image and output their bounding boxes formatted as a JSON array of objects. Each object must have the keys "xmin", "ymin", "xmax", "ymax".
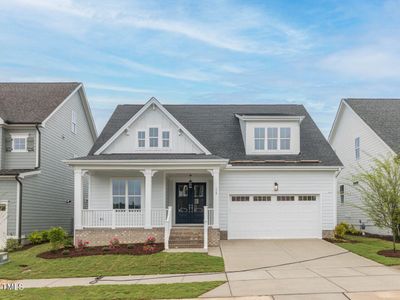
[
  {"xmin": 335, "ymin": 235, "xmax": 400, "ymax": 266},
  {"xmin": 0, "ymin": 281, "xmax": 224, "ymax": 300},
  {"xmin": 0, "ymin": 243, "xmax": 224, "ymax": 280}
]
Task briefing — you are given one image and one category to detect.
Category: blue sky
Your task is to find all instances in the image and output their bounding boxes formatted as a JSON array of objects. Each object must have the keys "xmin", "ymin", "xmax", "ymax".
[{"xmin": 1, "ymin": 0, "xmax": 400, "ymax": 135}]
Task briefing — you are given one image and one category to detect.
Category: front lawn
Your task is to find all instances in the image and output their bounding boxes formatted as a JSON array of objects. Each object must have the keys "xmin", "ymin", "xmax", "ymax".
[
  {"xmin": 0, "ymin": 281, "xmax": 224, "ymax": 300},
  {"xmin": 335, "ymin": 235, "xmax": 400, "ymax": 266},
  {"xmin": 0, "ymin": 243, "xmax": 224, "ymax": 280}
]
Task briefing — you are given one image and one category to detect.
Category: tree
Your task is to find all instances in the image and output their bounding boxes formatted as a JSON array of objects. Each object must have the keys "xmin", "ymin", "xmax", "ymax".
[{"xmin": 353, "ymin": 155, "xmax": 400, "ymax": 252}]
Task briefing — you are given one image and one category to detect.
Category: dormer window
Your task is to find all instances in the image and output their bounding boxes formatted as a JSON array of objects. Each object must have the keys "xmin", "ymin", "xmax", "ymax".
[
  {"xmin": 267, "ymin": 128, "xmax": 278, "ymax": 150},
  {"xmin": 11, "ymin": 133, "xmax": 28, "ymax": 152},
  {"xmin": 138, "ymin": 131, "xmax": 145, "ymax": 148},
  {"xmin": 254, "ymin": 128, "xmax": 265, "ymax": 150},
  {"xmin": 149, "ymin": 128, "xmax": 159, "ymax": 147},
  {"xmin": 280, "ymin": 128, "xmax": 291, "ymax": 150}
]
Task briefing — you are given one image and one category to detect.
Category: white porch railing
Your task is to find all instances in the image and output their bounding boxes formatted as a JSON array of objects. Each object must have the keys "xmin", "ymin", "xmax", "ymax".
[
  {"xmin": 164, "ymin": 206, "xmax": 172, "ymax": 250},
  {"xmin": 82, "ymin": 209, "xmax": 167, "ymax": 228},
  {"xmin": 204, "ymin": 205, "xmax": 208, "ymax": 250},
  {"xmin": 208, "ymin": 208, "xmax": 214, "ymax": 227}
]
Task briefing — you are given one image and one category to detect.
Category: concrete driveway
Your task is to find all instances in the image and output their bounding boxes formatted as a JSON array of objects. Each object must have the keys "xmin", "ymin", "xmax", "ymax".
[{"xmin": 202, "ymin": 239, "xmax": 400, "ymax": 299}]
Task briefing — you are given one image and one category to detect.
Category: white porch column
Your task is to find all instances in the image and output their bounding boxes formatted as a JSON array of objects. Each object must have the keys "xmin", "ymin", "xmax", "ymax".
[
  {"xmin": 74, "ymin": 169, "xmax": 83, "ymax": 230},
  {"xmin": 141, "ymin": 169, "xmax": 156, "ymax": 229},
  {"xmin": 209, "ymin": 168, "xmax": 220, "ymax": 229}
]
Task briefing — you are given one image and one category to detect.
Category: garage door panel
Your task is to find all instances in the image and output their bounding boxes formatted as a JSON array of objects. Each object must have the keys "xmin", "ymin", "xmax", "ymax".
[{"xmin": 228, "ymin": 196, "xmax": 321, "ymax": 239}]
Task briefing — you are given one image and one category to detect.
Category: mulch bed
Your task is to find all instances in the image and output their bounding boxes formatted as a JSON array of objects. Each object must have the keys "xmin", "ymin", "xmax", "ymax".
[
  {"xmin": 377, "ymin": 249, "xmax": 400, "ymax": 258},
  {"xmin": 324, "ymin": 238, "xmax": 359, "ymax": 244},
  {"xmin": 37, "ymin": 243, "xmax": 164, "ymax": 259}
]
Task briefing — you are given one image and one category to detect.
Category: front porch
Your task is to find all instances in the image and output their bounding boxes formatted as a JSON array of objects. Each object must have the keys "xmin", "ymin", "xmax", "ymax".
[{"xmin": 73, "ymin": 167, "xmax": 221, "ymax": 249}]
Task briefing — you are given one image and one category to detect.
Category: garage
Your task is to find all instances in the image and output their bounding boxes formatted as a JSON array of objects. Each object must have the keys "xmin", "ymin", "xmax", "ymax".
[{"xmin": 228, "ymin": 194, "xmax": 322, "ymax": 239}]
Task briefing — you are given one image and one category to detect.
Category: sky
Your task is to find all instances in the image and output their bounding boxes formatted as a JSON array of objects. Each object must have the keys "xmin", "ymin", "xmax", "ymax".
[{"xmin": 1, "ymin": 0, "xmax": 400, "ymax": 135}]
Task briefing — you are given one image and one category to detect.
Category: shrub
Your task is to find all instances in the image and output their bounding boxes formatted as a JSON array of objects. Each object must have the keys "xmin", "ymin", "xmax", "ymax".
[
  {"xmin": 347, "ymin": 224, "xmax": 361, "ymax": 235},
  {"xmin": 109, "ymin": 237, "xmax": 120, "ymax": 249},
  {"xmin": 77, "ymin": 239, "xmax": 89, "ymax": 251},
  {"xmin": 41, "ymin": 230, "xmax": 49, "ymax": 242},
  {"xmin": 6, "ymin": 239, "xmax": 21, "ymax": 252},
  {"xmin": 62, "ymin": 249, "xmax": 70, "ymax": 256},
  {"xmin": 28, "ymin": 231, "xmax": 43, "ymax": 245},
  {"xmin": 63, "ymin": 238, "xmax": 74, "ymax": 249},
  {"xmin": 102, "ymin": 247, "xmax": 110, "ymax": 252},
  {"xmin": 127, "ymin": 244, "xmax": 135, "ymax": 249},
  {"xmin": 143, "ymin": 244, "xmax": 156, "ymax": 254},
  {"xmin": 334, "ymin": 223, "xmax": 347, "ymax": 239},
  {"xmin": 48, "ymin": 227, "xmax": 67, "ymax": 251},
  {"xmin": 145, "ymin": 235, "xmax": 156, "ymax": 245}
]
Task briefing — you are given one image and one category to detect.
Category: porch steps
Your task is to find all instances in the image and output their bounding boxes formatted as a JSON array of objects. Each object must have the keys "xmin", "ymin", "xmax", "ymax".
[{"xmin": 169, "ymin": 227, "xmax": 204, "ymax": 249}]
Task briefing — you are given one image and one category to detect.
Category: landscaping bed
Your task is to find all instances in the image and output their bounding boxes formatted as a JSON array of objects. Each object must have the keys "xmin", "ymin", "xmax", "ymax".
[
  {"xmin": 37, "ymin": 243, "xmax": 164, "ymax": 259},
  {"xmin": 377, "ymin": 249, "xmax": 400, "ymax": 258}
]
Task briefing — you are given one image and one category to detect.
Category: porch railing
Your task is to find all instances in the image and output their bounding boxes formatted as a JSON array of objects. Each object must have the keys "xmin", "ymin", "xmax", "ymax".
[
  {"xmin": 203, "ymin": 206, "xmax": 208, "ymax": 250},
  {"xmin": 82, "ymin": 209, "xmax": 167, "ymax": 228},
  {"xmin": 207, "ymin": 208, "xmax": 214, "ymax": 227},
  {"xmin": 164, "ymin": 206, "xmax": 172, "ymax": 250}
]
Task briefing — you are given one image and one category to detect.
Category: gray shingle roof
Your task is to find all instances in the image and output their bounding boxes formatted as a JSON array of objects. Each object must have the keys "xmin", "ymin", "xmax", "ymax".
[
  {"xmin": 345, "ymin": 99, "xmax": 400, "ymax": 154},
  {"xmin": 0, "ymin": 82, "xmax": 80, "ymax": 123},
  {"xmin": 88, "ymin": 104, "xmax": 341, "ymax": 166}
]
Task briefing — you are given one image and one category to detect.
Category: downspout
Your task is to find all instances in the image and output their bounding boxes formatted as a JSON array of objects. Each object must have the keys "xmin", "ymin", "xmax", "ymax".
[
  {"xmin": 35, "ymin": 124, "xmax": 41, "ymax": 169},
  {"xmin": 15, "ymin": 175, "xmax": 23, "ymax": 243}
]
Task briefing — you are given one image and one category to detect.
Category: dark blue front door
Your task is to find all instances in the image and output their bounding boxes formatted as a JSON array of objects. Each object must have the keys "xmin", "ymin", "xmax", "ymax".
[{"xmin": 176, "ymin": 182, "xmax": 206, "ymax": 224}]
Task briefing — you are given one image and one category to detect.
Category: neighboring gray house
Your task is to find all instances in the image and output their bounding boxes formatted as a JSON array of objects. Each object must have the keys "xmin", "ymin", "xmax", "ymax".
[
  {"xmin": 0, "ymin": 83, "xmax": 97, "ymax": 248},
  {"xmin": 329, "ymin": 98, "xmax": 400, "ymax": 235}
]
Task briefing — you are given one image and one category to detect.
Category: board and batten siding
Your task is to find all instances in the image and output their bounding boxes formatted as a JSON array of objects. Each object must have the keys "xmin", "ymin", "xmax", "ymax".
[
  {"xmin": 219, "ymin": 170, "xmax": 337, "ymax": 232},
  {"xmin": 0, "ymin": 180, "xmax": 18, "ymax": 236},
  {"xmin": 4, "ymin": 128, "xmax": 37, "ymax": 169},
  {"xmin": 103, "ymin": 105, "xmax": 203, "ymax": 154},
  {"xmin": 21, "ymin": 90, "xmax": 95, "ymax": 235},
  {"xmin": 330, "ymin": 103, "xmax": 394, "ymax": 235}
]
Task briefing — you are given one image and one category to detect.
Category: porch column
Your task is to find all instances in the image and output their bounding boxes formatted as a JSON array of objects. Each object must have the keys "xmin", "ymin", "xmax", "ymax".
[
  {"xmin": 74, "ymin": 169, "xmax": 83, "ymax": 230},
  {"xmin": 141, "ymin": 169, "xmax": 155, "ymax": 229},
  {"xmin": 210, "ymin": 168, "xmax": 220, "ymax": 229}
]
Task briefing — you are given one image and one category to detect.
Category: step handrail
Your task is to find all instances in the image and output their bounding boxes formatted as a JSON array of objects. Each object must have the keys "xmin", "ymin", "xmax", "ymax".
[
  {"xmin": 203, "ymin": 205, "xmax": 208, "ymax": 250},
  {"xmin": 164, "ymin": 206, "xmax": 172, "ymax": 250}
]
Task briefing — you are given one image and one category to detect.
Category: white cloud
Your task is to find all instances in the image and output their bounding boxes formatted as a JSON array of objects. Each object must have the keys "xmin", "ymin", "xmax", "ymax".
[{"xmin": 86, "ymin": 83, "xmax": 151, "ymax": 94}]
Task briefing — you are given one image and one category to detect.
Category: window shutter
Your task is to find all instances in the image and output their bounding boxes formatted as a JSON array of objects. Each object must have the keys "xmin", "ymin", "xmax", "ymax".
[
  {"xmin": 5, "ymin": 133, "xmax": 12, "ymax": 152},
  {"xmin": 27, "ymin": 133, "xmax": 35, "ymax": 152}
]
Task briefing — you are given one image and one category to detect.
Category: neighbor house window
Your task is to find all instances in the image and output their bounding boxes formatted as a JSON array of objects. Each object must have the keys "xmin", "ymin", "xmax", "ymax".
[
  {"xmin": 11, "ymin": 134, "xmax": 28, "ymax": 152},
  {"xmin": 162, "ymin": 131, "xmax": 170, "ymax": 148},
  {"xmin": 149, "ymin": 128, "xmax": 159, "ymax": 147},
  {"xmin": 355, "ymin": 137, "xmax": 360, "ymax": 160},
  {"xmin": 340, "ymin": 185, "xmax": 345, "ymax": 204},
  {"xmin": 71, "ymin": 110, "xmax": 77, "ymax": 134},
  {"xmin": 138, "ymin": 131, "xmax": 145, "ymax": 148},
  {"xmin": 112, "ymin": 179, "xmax": 142, "ymax": 209},
  {"xmin": 254, "ymin": 128, "xmax": 265, "ymax": 150},
  {"xmin": 267, "ymin": 128, "xmax": 278, "ymax": 150},
  {"xmin": 280, "ymin": 128, "xmax": 291, "ymax": 150}
]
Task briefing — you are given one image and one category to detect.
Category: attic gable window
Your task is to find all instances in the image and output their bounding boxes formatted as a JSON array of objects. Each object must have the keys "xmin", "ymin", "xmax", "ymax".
[
  {"xmin": 162, "ymin": 131, "xmax": 170, "ymax": 148},
  {"xmin": 254, "ymin": 128, "xmax": 265, "ymax": 150},
  {"xmin": 149, "ymin": 127, "xmax": 159, "ymax": 147},
  {"xmin": 138, "ymin": 131, "xmax": 145, "ymax": 148}
]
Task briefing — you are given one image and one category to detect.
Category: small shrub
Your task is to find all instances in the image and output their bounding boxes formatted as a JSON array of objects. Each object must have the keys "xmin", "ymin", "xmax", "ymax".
[
  {"xmin": 76, "ymin": 239, "xmax": 89, "ymax": 251},
  {"xmin": 62, "ymin": 249, "xmax": 70, "ymax": 256},
  {"xmin": 347, "ymin": 224, "xmax": 361, "ymax": 235},
  {"xmin": 109, "ymin": 237, "xmax": 120, "ymax": 249},
  {"xmin": 334, "ymin": 223, "xmax": 347, "ymax": 239},
  {"xmin": 28, "ymin": 231, "xmax": 43, "ymax": 245},
  {"xmin": 143, "ymin": 244, "xmax": 156, "ymax": 254},
  {"xmin": 48, "ymin": 227, "xmax": 67, "ymax": 251},
  {"xmin": 145, "ymin": 235, "xmax": 156, "ymax": 245},
  {"xmin": 41, "ymin": 230, "xmax": 49, "ymax": 242},
  {"xmin": 63, "ymin": 238, "xmax": 74, "ymax": 249},
  {"xmin": 6, "ymin": 239, "xmax": 21, "ymax": 252},
  {"xmin": 102, "ymin": 247, "xmax": 110, "ymax": 252},
  {"xmin": 127, "ymin": 244, "xmax": 135, "ymax": 249}
]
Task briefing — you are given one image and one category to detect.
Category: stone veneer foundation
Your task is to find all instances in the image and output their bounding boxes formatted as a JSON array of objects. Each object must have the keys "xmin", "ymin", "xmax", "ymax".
[
  {"xmin": 75, "ymin": 227, "xmax": 221, "ymax": 247},
  {"xmin": 322, "ymin": 230, "xmax": 335, "ymax": 239}
]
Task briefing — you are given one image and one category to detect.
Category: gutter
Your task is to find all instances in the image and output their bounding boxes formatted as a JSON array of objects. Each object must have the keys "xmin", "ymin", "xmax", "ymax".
[{"xmin": 15, "ymin": 175, "xmax": 23, "ymax": 243}]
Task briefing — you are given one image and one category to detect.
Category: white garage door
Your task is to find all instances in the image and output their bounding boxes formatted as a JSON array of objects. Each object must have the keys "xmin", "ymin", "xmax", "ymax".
[{"xmin": 228, "ymin": 194, "xmax": 321, "ymax": 239}]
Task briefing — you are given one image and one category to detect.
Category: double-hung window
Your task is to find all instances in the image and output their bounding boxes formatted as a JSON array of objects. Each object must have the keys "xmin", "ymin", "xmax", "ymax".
[
  {"xmin": 112, "ymin": 179, "xmax": 142, "ymax": 209},
  {"xmin": 355, "ymin": 137, "xmax": 360, "ymax": 160},
  {"xmin": 254, "ymin": 128, "xmax": 265, "ymax": 150},
  {"xmin": 149, "ymin": 128, "xmax": 159, "ymax": 147},
  {"xmin": 162, "ymin": 131, "xmax": 170, "ymax": 148},
  {"xmin": 339, "ymin": 185, "xmax": 345, "ymax": 204},
  {"xmin": 71, "ymin": 111, "xmax": 77, "ymax": 134},
  {"xmin": 267, "ymin": 128, "xmax": 278, "ymax": 150},
  {"xmin": 280, "ymin": 128, "xmax": 291, "ymax": 150},
  {"xmin": 12, "ymin": 134, "xmax": 28, "ymax": 152},
  {"xmin": 138, "ymin": 131, "xmax": 145, "ymax": 148}
]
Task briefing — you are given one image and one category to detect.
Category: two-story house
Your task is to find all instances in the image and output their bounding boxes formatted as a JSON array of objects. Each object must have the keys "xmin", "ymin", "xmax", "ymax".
[
  {"xmin": 329, "ymin": 98, "xmax": 400, "ymax": 235},
  {"xmin": 66, "ymin": 98, "xmax": 342, "ymax": 249},
  {"xmin": 0, "ymin": 82, "xmax": 97, "ymax": 249}
]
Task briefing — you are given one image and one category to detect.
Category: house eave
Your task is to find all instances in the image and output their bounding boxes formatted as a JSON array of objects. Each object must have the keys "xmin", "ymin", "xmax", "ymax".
[{"xmin": 226, "ymin": 164, "xmax": 342, "ymax": 171}]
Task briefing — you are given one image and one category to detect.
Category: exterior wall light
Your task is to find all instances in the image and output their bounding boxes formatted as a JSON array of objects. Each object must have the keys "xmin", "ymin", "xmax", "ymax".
[{"xmin": 274, "ymin": 182, "xmax": 279, "ymax": 191}]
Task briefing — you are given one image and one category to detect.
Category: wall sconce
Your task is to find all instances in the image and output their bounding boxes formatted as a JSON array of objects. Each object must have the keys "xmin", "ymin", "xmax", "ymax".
[{"xmin": 274, "ymin": 182, "xmax": 279, "ymax": 191}]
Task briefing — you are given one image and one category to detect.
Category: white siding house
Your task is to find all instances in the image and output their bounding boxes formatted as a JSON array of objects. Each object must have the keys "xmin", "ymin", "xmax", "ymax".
[
  {"xmin": 329, "ymin": 99, "xmax": 398, "ymax": 235},
  {"xmin": 67, "ymin": 97, "xmax": 342, "ymax": 248}
]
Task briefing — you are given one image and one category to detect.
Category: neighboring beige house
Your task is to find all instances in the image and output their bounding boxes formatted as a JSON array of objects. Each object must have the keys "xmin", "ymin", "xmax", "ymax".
[
  {"xmin": 67, "ymin": 97, "xmax": 342, "ymax": 249},
  {"xmin": 329, "ymin": 98, "xmax": 400, "ymax": 235}
]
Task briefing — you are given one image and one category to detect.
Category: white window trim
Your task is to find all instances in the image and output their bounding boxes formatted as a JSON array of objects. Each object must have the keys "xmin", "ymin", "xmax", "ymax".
[
  {"xmin": 254, "ymin": 128, "xmax": 265, "ymax": 151},
  {"xmin": 162, "ymin": 130, "xmax": 170, "ymax": 148},
  {"xmin": 137, "ymin": 129, "xmax": 146, "ymax": 148},
  {"xmin": 110, "ymin": 177, "xmax": 144, "ymax": 210},
  {"xmin": 135, "ymin": 126, "xmax": 173, "ymax": 151},
  {"xmin": 11, "ymin": 133, "xmax": 28, "ymax": 153},
  {"xmin": 253, "ymin": 127, "xmax": 292, "ymax": 152},
  {"xmin": 71, "ymin": 110, "xmax": 77, "ymax": 134}
]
